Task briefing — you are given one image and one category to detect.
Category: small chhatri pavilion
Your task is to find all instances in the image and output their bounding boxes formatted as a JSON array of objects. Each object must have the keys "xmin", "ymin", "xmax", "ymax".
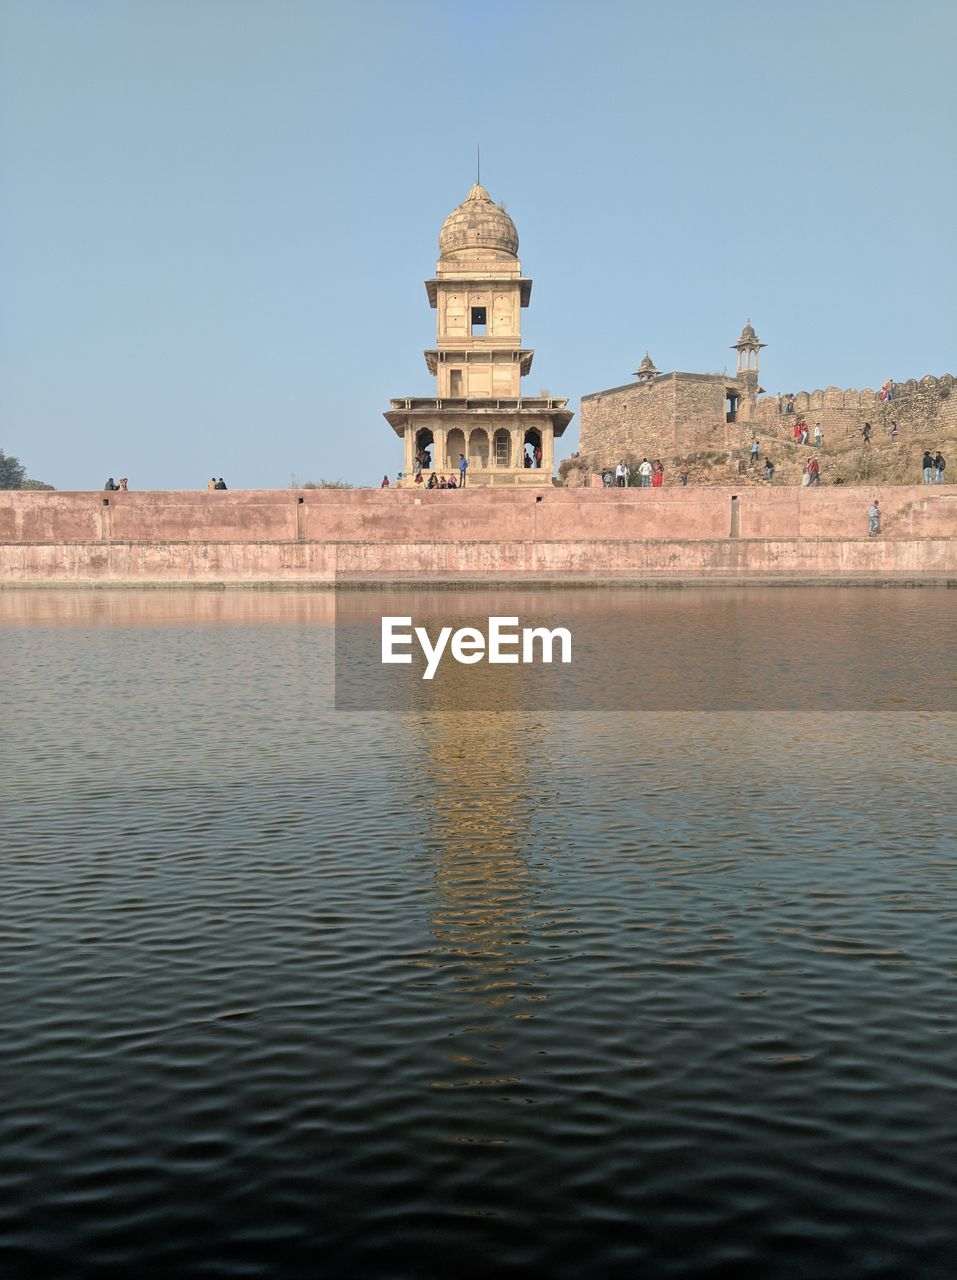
[{"xmin": 385, "ymin": 183, "xmax": 573, "ymax": 485}]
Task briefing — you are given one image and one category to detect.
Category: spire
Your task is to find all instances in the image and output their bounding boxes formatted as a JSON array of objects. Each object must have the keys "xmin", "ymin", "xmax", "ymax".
[{"xmin": 633, "ymin": 352, "xmax": 659, "ymax": 382}]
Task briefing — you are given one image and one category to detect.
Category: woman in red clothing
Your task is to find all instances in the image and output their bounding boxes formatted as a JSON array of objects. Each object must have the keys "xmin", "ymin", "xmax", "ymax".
[{"xmin": 652, "ymin": 459, "xmax": 664, "ymax": 487}]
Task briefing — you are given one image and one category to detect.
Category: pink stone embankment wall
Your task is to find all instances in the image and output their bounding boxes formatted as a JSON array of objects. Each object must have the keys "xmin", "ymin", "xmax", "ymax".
[{"xmin": 1, "ymin": 487, "xmax": 955, "ymax": 584}]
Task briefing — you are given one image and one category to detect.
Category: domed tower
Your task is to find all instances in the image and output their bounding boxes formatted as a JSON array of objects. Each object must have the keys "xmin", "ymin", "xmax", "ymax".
[
  {"xmin": 730, "ymin": 320, "xmax": 766, "ymax": 417},
  {"xmin": 633, "ymin": 352, "xmax": 659, "ymax": 383},
  {"xmin": 385, "ymin": 184, "xmax": 572, "ymax": 485},
  {"xmin": 732, "ymin": 319, "xmax": 765, "ymax": 378}
]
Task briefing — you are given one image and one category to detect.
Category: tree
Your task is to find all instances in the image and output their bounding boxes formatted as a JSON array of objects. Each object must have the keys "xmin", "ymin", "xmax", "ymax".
[
  {"xmin": 0, "ymin": 448, "xmax": 54, "ymax": 490},
  {"xmin": 0, "ymin": 449, "xmax": 27, "ymax": 489}
]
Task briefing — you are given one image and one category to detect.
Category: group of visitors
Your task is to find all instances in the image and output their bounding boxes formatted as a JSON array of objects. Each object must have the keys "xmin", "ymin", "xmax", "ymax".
[
  {"xmin": 411, "ymin": 450, "xmax": 470, "ymax": 487},
  {"xmin": 605, "ymin": 458, "xmax": 668, "ymax": 488},
  {"xmin": 103, "ymin": 477, "xmax": 128, "ymax": 490},
  {"xmin": 922, "ymin": 450, "xmax": 947, "ymax": 483},
  {"xmin": 790, "ymin": 419, "xmax": 823, "ymax": 446},
  {"xmin": 207, "ymin": 477, "xmax": 228, "ymax": 490},
  {"xmin": 387, "ymin": 453, "xmax": 471, "ymax": 489}
]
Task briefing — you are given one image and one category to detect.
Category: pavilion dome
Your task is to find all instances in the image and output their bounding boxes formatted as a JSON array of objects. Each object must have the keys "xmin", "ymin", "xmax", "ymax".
[
  {"xmin": 735, "ymin": 320, "xmax": 764, "ymax": 347},
  {"xmin": 439, "ymin": 184, "xmax": 519, "ymax": 260}
]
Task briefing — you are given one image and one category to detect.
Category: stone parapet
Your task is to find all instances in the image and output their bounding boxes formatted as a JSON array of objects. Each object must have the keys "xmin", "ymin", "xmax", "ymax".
[{"xmin": 1, "ymin": 487, "xmax": 955, "ymax": 585}]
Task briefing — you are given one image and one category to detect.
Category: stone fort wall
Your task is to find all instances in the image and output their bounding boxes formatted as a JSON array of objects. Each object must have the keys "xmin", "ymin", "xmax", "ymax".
[
  {"xmin": 579, "ymin": 373, "xmax": 738, "ymax": 465},
  {"xmin": 752, "ymin": 374, "xmax": 957, "ymax": 443},
  {"xmin": 580, "ymin": 372, "xmax": 957, "ymax": 468}
]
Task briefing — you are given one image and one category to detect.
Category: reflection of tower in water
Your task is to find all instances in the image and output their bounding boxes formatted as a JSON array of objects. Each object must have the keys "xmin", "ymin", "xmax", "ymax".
[{"xmin": 415, "ymin": 707, "xmax": 548, "ymax": 1016}]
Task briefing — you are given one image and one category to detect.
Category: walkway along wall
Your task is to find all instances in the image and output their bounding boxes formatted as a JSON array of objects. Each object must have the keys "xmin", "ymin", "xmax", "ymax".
[{"xmin": 1, "ymin": 487, "xmax": 956, "ymax": 584}]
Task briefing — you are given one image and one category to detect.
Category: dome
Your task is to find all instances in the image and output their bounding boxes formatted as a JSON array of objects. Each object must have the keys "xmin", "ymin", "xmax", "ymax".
[
  {"xmin": 734, "ymin": 319, "xmax": 764, "ymax": 347},
  {"xmin": 439, "ymin": 183, "xmax": 519, "ymax": 260}
]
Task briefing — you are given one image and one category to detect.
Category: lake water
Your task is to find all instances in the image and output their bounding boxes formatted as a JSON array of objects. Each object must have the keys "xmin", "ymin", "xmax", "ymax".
[{"xmin": 2, "ymin": 588, "xmax": 956, "ymax": 1279}]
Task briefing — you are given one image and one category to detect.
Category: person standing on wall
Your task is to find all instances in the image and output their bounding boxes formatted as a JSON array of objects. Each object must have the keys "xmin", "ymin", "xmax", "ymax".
[
  {"xmin": 639, "ymin": 458, "xmax": 653, "ymax": 487},
  {"xmin": 750, "ymin": 438, "xmax": 760, "ymax": 467},
  {"xmin": 813, "ymin": 423, "xmax": 823, "ymax": 448},
  {"xmin": 458, "ymin": 454, "xmax": 468, "ymax": 488},
  {"xmin": 868, "ymin": 500, "xmax": 881, "ymax": 536},
  {"xmin": 933, "ymin": 451, "xmax": 946, "ymax": 483},
  {"xmin": 922, "ymin": 450, "xmax": 934, "ymax": 483}
]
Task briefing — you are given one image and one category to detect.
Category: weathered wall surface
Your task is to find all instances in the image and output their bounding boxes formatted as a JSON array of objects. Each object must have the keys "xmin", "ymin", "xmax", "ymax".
[
  {"xmin": 1, "ymin": 487, "xmax": 955, "ymax": 583},
  {"xmin": 579, "ymin": 373, "xmax": 750, "ymax": 465},
  {"xmin": 579, "ymin": 372, "xmax": 956, "ymax": 467},
  {"xmin": 754, "ymin": 375, "xmax": 957, "ymax": 443}
]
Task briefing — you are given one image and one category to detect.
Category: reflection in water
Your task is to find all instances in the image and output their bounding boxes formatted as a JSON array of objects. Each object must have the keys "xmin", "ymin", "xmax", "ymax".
[
  {"xmin": 419, "ymin": 711, "xmax": 545, "ymax": 1013},
  {"xmin": 3, "ymin": 589, "xmax": 957, "ymax": 1278}
]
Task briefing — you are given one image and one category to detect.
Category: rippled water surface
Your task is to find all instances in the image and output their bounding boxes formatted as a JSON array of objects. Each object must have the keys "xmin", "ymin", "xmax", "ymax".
[{"xmin": 2, "ymin": 589, "xmax": 956, "ymax": 1279}]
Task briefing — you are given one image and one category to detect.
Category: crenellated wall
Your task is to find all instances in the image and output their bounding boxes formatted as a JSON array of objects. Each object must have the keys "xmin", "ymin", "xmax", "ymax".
[
  {"xmin": 1, "ymin": 487, "xmax": 955, "ymax": 584},
  {"xmin": 753, "ymin": 374, "xmax": 957, "ymax": 442},
  {"xmin": 579, "ymin": 369, "xmax": 956, "ymax": 468}
]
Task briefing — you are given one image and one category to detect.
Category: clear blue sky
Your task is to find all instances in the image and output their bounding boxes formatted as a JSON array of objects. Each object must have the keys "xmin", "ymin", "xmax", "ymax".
[{"xmin": 2, "ymin": 0, "xmax": 954, "ymax": 489}]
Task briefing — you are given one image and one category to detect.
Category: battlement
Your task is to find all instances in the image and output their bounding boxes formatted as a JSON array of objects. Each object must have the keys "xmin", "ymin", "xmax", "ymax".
[
  {"xmin": 753, "ymin": 374, "xmax": 957, "ymax": 442},
  {"xmin": 759, "ymin": 374, "xmax": 954, "ymax": 416}
]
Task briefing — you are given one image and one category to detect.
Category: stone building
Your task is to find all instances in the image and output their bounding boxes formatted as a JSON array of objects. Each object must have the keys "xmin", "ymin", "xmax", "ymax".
[
  {"xmin": 579, "ymin": 320, "xmax": 956, "ymax": 468},
  {"xmin": 578, "ymin": 322, "xmax": 766, "ymax": 466},
  {"xmin": 385, "ymin": 184, "xmax": 572, "ymax": 484}
]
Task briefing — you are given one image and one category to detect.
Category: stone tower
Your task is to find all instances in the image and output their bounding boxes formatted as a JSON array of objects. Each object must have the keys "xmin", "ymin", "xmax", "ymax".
[
  {"xmin": 385, "ymin": 183, "xmax": 572, "ymax": 485},
  {"xmin": 731, "ymin": 320, "xmax": 766, "ymax": 396}
]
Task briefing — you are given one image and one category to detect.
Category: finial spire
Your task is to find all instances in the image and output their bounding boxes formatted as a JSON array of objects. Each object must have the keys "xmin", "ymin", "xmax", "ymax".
[{"xmin": 476, "ymin": 142, "xmax": 480, "ymax": 186}]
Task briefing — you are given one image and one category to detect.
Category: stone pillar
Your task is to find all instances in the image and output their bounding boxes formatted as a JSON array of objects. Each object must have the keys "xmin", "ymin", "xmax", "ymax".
[
  {"xmin": 434, "ymin": 427, "xmax": 448, "ymax": 472},
  {"xmin": 403, "ymin": 424, "xmax": 414, "ymax": 476}
]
